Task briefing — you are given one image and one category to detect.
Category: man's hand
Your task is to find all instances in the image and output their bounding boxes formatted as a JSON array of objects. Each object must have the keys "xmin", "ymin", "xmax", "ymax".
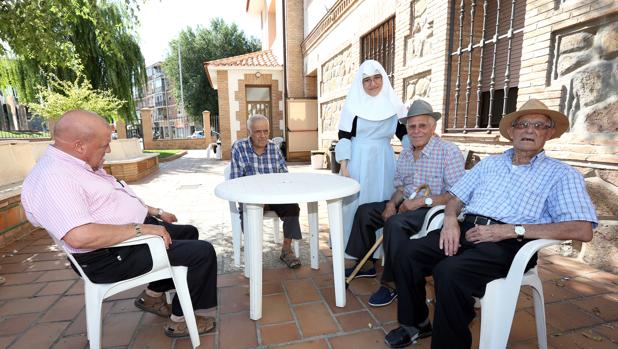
[
  {"xmin": 439, "ymin": 217, "xmax": 461, "ymax": 256},
  {"xmin": 465, "ymin": 224, "xmax": 513, "ymax": 243},
  {"xmin": 140, "ymin": 224, "xmax": 173, "ymax": 249},
  {"xmin": 159, "ymin": 211, "xmax": 178, "ymax": 223},
  {"xmin": 381, "ymin": 202, "xmax": 398, "ymax": 221},
  {"xmin": 398, "ymin": 198, "xmax": 422, "ymax": 213}
]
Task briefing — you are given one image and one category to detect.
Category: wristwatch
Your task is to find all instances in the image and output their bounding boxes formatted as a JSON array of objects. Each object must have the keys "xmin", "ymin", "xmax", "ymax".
[
  {"xmin": 424, "ymin": 197, "xmax": 433, "ymax": 207},
  {"xmin": 155, "ymin": 208, "xmax": 163, "ymax": 218},
  {"xmin": 514, "ymin": 225, "xmax": 525, "ymax": 242}
]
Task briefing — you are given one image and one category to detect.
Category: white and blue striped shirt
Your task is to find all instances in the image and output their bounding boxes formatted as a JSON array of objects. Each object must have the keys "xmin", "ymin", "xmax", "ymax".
[{"xmin": 450, "ymin": 148, "xmax": 598, "ymax": 227}]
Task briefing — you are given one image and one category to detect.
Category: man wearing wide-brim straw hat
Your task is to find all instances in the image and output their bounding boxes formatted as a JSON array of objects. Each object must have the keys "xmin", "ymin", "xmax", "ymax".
[
  {"xmin": 344, "ymin": 98, "xmax": 465, "ymax": 308},
  {"xmin": 385, "ymin": 98, "xmax": 598, "ymax": 349}
]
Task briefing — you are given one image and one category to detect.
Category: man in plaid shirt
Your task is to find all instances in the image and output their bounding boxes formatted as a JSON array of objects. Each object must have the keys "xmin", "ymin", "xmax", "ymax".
[
  {"xmin": 230, "ymin": 114, "xmax": 302, "ymax": 268},
  {"xmin": 385, "ymin": 99, "xmax": 598, "ymax": 349},
  {"xmin": 345, "ymin": 99, "xmax": 465, "ymax": 307}
]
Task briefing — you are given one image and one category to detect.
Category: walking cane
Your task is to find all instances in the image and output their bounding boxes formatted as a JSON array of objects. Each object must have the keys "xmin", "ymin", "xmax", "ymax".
[{"xmin": 345, "ymin": 184, "xmax": 432, "ymax": 288}]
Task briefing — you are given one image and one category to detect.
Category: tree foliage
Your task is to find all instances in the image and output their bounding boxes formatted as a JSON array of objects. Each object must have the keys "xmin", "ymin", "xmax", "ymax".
[
  {"xmin": 163, "ymin": 18, "xmax": 261, "ymax": 123},
  {"xmin": 0, "ymin": 0, "xmax": 145, "ymax": 121},
  {"xmin": 30, "ymin": 73, "xmax": 124, "ymax": 122}
]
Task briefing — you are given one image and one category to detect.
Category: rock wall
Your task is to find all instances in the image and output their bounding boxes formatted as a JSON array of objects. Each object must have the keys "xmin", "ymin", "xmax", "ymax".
[{"xmin": 552, "ymin": 19, "xmax": 618, "ymax": 134}]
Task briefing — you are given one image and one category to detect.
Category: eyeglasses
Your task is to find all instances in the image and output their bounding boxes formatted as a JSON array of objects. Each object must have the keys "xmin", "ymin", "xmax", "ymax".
[
  {"xmin": 362, "ymin": 75, "xmax": 383, "ymax": 85},
  {"xmin": 405, "ymin": 123, "xmax": 430, "ymax": 131},
  {"xmin": 511, "ymin": 121, "xmax": 553, "ymax": 130}
]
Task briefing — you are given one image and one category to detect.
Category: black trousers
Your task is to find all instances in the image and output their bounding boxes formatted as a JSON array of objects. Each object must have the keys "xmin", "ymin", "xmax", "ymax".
[
  {"xmin": 239, "ymin": 203, "xmax": 302, "ymax": 240},
  {"xmin": 72, "ymin": 216, "xmax": 217, "ymax": 316},
  {"xmin": 393, "ymin": 221, "xmax": 530, "ymax": 349},
  {"xmin": 345, "ymin": 201, "xmax": 429, "ymax": 282}
]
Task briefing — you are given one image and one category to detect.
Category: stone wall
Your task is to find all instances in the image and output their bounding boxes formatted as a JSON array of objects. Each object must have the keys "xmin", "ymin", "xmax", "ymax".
[{"xmin": 551, "ymin": 18, "xmax": 618, "ymax": 134}]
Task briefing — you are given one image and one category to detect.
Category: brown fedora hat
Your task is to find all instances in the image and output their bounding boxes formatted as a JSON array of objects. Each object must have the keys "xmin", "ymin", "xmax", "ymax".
[{"xmin": 499, "ymin": 99, "xmax": 569, "ymax": 140}]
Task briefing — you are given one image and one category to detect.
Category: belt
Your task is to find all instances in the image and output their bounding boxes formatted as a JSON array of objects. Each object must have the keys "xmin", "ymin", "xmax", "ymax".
[{"xmin": 463, "ymin": 214, "xmax": 505, "ymax": 225}]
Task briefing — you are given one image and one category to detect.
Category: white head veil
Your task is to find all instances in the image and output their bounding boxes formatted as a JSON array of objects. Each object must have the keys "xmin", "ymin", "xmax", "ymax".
[{"xmin": 338, "ymin": 60, "xmax": 406, "ymax": 132}]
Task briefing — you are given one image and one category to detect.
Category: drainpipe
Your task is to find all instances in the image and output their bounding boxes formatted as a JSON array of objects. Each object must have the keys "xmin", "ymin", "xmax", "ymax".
[{"xmin": 281, "ymin": 0, "xmax": 289, "ymax": 158}]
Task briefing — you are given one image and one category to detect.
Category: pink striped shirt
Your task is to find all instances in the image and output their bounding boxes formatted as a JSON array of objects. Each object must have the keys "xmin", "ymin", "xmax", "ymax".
[{"xmin": 21, "ymin": 145, "xmax": 148, "ymax": 253}]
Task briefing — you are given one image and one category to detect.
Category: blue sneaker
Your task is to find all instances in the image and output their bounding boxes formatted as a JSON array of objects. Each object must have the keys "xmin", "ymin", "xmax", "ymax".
[
  {"xmin": 345, "ymin": 266, "xmax": 377, "ymax": 279},
  {"xmin": 369, "ymin": 286, "xmax": 397, "ymax": 307}
]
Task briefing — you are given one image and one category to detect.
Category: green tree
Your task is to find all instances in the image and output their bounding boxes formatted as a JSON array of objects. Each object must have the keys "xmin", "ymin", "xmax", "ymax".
[
  {"xmin": 163, "ymin": 18, "xmax": 260, "ymax": 122},
  {"xmin": 30, "ymin": 73, "xmax": 124, "ymax": 122},
  {"xmin": 0, "ymin": 1, "xmax": 145, "ymax": 120}
]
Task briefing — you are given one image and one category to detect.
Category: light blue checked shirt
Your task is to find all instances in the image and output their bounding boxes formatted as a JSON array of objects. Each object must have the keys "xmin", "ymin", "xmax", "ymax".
[
  {"xmin": 230, "ymin": 138, "xmax": 288, "ymax": 179},
  {"xmin": 395, "ymin": 135, "xmax": 465, "ymax": 199},
  {"xmin": 450, "ymin": 149, "xmax": 598, "ymax": 227}
]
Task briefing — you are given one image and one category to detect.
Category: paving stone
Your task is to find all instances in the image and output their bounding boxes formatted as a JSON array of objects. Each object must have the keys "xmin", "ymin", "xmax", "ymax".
[
  {"xmin": 36, "ymin": 280, "xmax": 76, "ymax": 296},
  {"xmin": 100, "ymin": 311, "xmax": 143, "ymax": 347},
  {"xmin": 260, "ymin": 322, "xmax": 301, "ymax": 345},
  {"xmin": 328, "ymin": 329, "xmax": 390, "ymax": 349},
  {"xmin": 285, "ymin": 279, "xmax": 321, "ymax": 304},
  {"xmin": 258, "ymin": 293, "xmax": 294, "ymax": 325},
  {"xmin": 219, "ymin": 312, "xmax": 258, "ymax": 349},
  {"xmin": 294, "ymin": 302, "xmax": 338, "ymax": 337},
  {"xmin": 0, "ymin": 295, "xmax": 58, "ymax": 316},
  {"xmin": 0, "ymin": 313, "xmax": 39, "ymax": 336},
  {"xmin": 276, "ymin": 339, "xmax": 329, "ymax": 349},
  {"xmin": 546, "ymin": 302, "xmax": 604, "ymax": 331},
  {"xmin": 9, "ymin": 321, "xmax": 70, "ymax": 349},
  {"xmin": 335, "ymin": 310, "xmax": 377, "ymax": 332}
]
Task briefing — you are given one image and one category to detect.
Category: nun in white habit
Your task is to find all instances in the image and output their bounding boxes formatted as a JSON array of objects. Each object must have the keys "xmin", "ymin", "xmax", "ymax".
[{"xmin": 335, "ymin": 59, "xmax": 408, "ymax": 249}]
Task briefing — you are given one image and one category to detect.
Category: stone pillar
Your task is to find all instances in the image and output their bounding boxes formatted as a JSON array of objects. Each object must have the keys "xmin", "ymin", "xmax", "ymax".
[
  {"xmin": 202, "ymin": 110, "xmax": 213, "ymax": 143},
  {"xmin": 141, "ymin": 108, "xmax": 153, "ymax": 150},
  {"xmin": 116, "ymin": 119, "xmax": 127, "ymax": 139}
]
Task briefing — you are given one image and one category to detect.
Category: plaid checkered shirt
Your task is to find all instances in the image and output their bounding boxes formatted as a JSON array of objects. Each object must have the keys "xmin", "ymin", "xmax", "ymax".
[
  {"xmin": 449, "ymin": 148, "xmax": 598, "ymax": 226},
  {"xmin": 230, "ymin": 138, "xmax": 288, "ymax": 179},
  {"xmin": 394, "ymin": 135, "xmax": 466, "ymax": 199}
]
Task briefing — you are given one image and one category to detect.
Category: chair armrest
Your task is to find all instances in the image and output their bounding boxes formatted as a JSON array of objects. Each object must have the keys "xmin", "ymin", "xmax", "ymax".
[
  {"xmin": 411, "ymin": 205, "xmax": 446, "ymax": 240},
  {"xmin": 504, "ymin": 239, "xmax": 560, "ymax": 284},
  {"xmin": 111, "ymin": 235, "xmax": 170, "ymax": 270}
]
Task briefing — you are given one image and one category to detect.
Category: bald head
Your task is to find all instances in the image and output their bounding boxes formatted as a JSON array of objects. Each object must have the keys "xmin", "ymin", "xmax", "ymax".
[
  {"xmin": 53, "ymin": 110, "xmax": 112, "ymax": 170},
  {"xmin": 54, "ymin": 110, "xmax": 109, "ymax": 144}
]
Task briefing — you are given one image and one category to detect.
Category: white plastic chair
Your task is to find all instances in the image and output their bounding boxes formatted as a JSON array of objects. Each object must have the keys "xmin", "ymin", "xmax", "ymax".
[
  {"xmin": 224, "ymin": 164, "xmax": 299, "ymax": 276},
  {"xmin": 272, "ymin": 137, "xmax": 284, "ymax": 149},
  {"xmin": 50, "ymin": 234, "xmax": 201, "ymax": 349},
  {"xmin": 412, "ymin": 205, "xmax": 558, "ymax": 349}
]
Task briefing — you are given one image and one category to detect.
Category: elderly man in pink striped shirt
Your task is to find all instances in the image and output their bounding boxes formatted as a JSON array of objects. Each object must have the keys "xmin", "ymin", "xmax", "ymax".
[{"xmin": 21, "ymin": 110, "xmax": 217, "ymax": 338}]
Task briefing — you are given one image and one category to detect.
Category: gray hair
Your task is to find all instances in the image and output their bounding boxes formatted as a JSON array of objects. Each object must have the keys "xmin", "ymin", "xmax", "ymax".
[{"xmin": 247, "ymin": 114, "xmax": 269, "ymax": 133}]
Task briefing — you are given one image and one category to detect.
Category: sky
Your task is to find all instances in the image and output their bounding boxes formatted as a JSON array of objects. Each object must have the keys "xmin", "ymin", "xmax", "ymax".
[{"xmin": 137, "ymin": 0, "xmax": 261, "ymax": 66}]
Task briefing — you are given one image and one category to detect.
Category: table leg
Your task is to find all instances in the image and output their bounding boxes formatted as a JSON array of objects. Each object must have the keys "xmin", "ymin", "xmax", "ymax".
[
  {"xmin": 307, "ymin": 201, "xmax": 319, "ymax": 269},
  {"xmin": 242, "ymin": 204, "xmax": 250, "ymax": 278},
  {"xmin": 327, "ymin": 198, "xmax": 346, "ymax": 308},
  {"xmin": 245, "ymin": 203, "xmax": 264, "ymax": 320}
]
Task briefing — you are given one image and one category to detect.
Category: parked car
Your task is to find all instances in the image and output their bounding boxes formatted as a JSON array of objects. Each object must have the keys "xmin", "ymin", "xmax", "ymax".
[{"xmin": 190, "ymin": 130, "xmax": 205, "ymax": 139}]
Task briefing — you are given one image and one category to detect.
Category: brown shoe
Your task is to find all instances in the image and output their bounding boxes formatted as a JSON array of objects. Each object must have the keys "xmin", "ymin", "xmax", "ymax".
[
  {"xmin": 280, "ymin": 250, "xmax": 301, "ymax": 269},
  {"xmin": 164, "ymin": 315, "xmax": 216, "ymax": 337},
  {"xmin": 134, "ymin": 290, "xmax": 171, "ymax": 317}
]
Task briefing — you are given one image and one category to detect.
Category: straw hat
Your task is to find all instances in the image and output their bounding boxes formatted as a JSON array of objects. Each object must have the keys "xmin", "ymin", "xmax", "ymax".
[
  {"xmin": 399, "ymin": 99, "xmax": 441, "ymax": 124},
  {"xmin": 499, "ymin": 99, "xmax": 569, "ymax": 140}
]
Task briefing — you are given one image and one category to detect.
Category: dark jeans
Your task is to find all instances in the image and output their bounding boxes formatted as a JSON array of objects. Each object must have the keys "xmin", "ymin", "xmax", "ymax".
[
  {"xmin": 239, "ymin": 203, "xmax": 302, "ymax": 240},
  {"xmin": 393, "ymin": 221, "xmax": 531, "ymax": 349},
  {"xmin": 72, "ymin": 216, "xmax": 217, "ymax": 316},
  {"xmin": 345, "ymin": 201, "xmax": 429, "ymax": 282}
]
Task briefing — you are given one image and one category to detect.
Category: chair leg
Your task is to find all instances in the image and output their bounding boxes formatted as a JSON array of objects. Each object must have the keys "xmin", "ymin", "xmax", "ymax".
[
  {"xmin": 293, "ymin": 240, "xmax": 300, "ymax": 258},
  {"xmin": 480, "ymin": 279, "xmax": 517, "ymax": 349},
  {"xmin": 85, "ymin": 286, "xmax": 104, "ymax": 349},
  {"xmin": 271, "ymin": 216, "xmax": 281, "ymax": 244},
  {"xmin": 171, "ymin": 266, "xmax": 201, "ymax": 348},
  {"xmin": 528, "ymin": 278, "xmax": 548, "ymax": 349}
]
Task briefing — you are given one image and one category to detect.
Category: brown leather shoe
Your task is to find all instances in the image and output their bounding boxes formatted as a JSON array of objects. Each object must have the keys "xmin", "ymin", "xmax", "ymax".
[
  {"xmin": 134, "ymin": 290, "xmax": 171, "ymax": 317},
  {"xmin": 164, "ymin": 315, "xmax": 216, "ymax": 337}
]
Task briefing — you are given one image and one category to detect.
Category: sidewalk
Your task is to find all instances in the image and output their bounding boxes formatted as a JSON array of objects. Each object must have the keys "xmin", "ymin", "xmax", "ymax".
[{"xmin": 0, "ymin": 150, "xmax": 615, "ymax": 349}]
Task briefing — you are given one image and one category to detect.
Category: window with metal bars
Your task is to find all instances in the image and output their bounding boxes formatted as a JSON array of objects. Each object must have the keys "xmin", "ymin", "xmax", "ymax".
[
  {"xmin": 360, "ymin": 16, "xmax": 396, "ymax": 85},
  {"xmin": 445, "ymin": 0, "xmax": 525, "ymax": 133}
]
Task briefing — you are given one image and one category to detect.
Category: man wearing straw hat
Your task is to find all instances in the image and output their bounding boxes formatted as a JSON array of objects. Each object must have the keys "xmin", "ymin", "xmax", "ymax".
[
  {"xmin": 345, "ymin": 99, "xmax": 465, "ymax": 307},
  {"xmin": 385, "ymin": 99, "xmax": 598, "ymax": 349}
]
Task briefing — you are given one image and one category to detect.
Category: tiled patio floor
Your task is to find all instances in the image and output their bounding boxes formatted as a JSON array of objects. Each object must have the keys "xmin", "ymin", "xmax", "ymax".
[
  {"xmin": 1, "ymin": 227, "xmax": 616, "ymax": 348},
  {"xmin": 0, "ymin": 152, "xmax": 616, "ymax": 348}
]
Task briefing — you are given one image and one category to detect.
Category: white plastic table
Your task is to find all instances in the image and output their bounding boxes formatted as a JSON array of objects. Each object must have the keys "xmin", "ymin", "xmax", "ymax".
[{"xmin": 215, "ymin": 172, "xmax": 360, "ymax": 320}]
